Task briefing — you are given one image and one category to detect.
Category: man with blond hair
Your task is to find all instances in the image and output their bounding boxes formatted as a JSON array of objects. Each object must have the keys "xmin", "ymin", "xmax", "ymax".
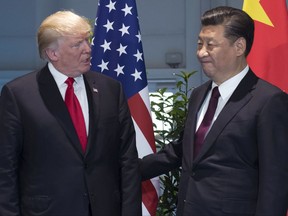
[{"xmin": 0, "ymin": 10, "xmax": 141, "ymax": 216}]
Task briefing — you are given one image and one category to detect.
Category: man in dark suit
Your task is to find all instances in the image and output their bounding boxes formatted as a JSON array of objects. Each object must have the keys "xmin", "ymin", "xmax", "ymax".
[
  {"xmin": 0, "ymin": 10, "xmax": 141, "ymax": 216},
  {"xmin": 141, "ymin": 6, "xmax": 288, "ymax": 216}
]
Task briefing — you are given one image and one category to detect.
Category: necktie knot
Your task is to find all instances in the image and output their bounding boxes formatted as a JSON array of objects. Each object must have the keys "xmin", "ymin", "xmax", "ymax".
[
  {"xmin": 65, "ymin": 77, "xmax": 75, "ymax": 87},
  {"xmin": 211, "ymin": 86, "xmax": 220, "ymax": 99}
]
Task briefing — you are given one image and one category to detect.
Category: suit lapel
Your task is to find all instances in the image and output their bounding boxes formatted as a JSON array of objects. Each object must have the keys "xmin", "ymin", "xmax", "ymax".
[
  {"xmin": 83, "ymin": 72, "xmax": 100, "ymax": 156},
  {"xmin": 193, "ymin": 70, "xmax": 258, "ymax": 164},
  {"xmin": 37, "ymin": 65, "xmax": 84, "ymax": 156}
]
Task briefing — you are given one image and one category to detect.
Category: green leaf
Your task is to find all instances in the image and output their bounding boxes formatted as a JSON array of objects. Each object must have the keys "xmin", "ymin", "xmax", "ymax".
[{"xmin": 150, "ymin": 71, "xmax": 196, "ymax": 215}]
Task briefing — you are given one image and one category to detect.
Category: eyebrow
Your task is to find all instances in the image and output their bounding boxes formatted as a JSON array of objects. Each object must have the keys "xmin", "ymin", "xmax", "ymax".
[{"xmin": 198, "ymin": 36, "xmax": 214, "ymax": 41}]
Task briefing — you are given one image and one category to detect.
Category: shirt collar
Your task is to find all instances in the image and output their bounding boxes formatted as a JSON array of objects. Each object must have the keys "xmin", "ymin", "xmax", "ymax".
[
  {"xmin": 212, "ymin": 65, "xmax": 249, "ymax": 100},
  {"xmin": 48, "ymin": 62, "xmax": 84, "ymax": 87}
]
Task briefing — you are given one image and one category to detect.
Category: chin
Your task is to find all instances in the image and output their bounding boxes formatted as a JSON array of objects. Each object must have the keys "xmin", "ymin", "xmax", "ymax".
[
  {"xmin": 81, "ymin": 66, "xmax": 90, "ymax": 73},
  {"xmin": 203, "ymin": 70, "xmax": 214, "ymax": 79}
]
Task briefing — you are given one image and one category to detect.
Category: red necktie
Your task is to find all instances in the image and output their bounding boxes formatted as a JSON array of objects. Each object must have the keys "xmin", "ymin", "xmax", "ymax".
[
  {"xmin": 65, "ymin": 77, "xmax": 87, "ymax": 152},
  {"xmin": 194, "ymin": 87, "xmax": 220, "ymax": 158}
]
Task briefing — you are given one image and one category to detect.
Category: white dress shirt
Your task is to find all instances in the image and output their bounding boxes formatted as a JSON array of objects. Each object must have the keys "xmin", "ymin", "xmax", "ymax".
[
  {"xmin": 48, "ymin": 62, "xmax": 89, "ymax": 135},
  {"xmin": 196, "ymin": 65, "xmax": 249, "ymax": 133}
]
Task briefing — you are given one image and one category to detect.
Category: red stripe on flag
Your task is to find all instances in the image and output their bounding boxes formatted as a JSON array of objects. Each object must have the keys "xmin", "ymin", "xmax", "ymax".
[
  {"xmin": 142, "ymin": 180, "xmax": 159, "ymax": 216},
  {"xmin": 128, "ymin": 93, "xmax": 159, "ymax": 215},
  {"xmin": 243, "ymin": 0, "xmax": 288, "ymax": 92},
  {"xmin": 90, "ymin": 0, "xmax": 159, "ymax": 214},
  {"xmin": 128, "ymin": 93, "xmax": 156, "ymax": 152}
]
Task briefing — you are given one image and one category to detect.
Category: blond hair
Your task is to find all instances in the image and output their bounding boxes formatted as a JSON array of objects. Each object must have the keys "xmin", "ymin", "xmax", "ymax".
[{"xmin": 37, "ymin": 10, "xmax": 91, "ymax": 59}]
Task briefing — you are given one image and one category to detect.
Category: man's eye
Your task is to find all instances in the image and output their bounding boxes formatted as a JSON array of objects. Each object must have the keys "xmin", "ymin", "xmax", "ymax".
[
  {"xmin": 72, "ymin": 42, "xmax": 81, "ymax": 47},
  {"xmin": 207, "ymin": 43, "xmax": 217, "ymax": 50}
]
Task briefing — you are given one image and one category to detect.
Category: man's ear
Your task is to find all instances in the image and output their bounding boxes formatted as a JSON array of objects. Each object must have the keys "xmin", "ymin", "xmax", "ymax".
[
  {"xmin": 234, "ymin": 37, "xmax": 246, "ymax": 56},
  {"xmin": 45, "ymin": 48, "xmax": 59, "ymax": 61}
]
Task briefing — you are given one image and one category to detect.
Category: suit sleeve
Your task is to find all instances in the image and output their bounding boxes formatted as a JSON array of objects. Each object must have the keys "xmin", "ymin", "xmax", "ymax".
[
  {"xmin": 140, "ymin": 84, "xmax": 201, "ymax": 181},
  {"xmin": 140, "ymin": 134, "xmax": 182, "ymax": 181},
  {"xmin": 0, "ymin": 85, "xmax": 22, "ymax": 216},
  {"xmin": 118, "ymin": 85, "xmax": 142, "ymax": 216},
  {"xmin": 256, "ymin": 91, "xmax": 288, "ymax": 215}
]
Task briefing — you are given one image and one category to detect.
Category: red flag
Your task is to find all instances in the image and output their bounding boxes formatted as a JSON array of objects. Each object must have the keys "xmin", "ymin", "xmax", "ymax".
[
  {"xmin": 243, "ymin": 0, "xmax": 288, "ymax": 92},
  {"xmin": 90, "ymin": 0, "xmax": 159, "ymax": 215}
]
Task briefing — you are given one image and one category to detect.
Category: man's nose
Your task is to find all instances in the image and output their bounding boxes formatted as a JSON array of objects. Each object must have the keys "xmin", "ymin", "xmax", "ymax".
[
  {"xmin": 197, "ymin": 46, "xmax": 209, "ymax": 57},
  {"xmin": 83, "ymin": 40, "xmax": 91, "ymax": 53}
]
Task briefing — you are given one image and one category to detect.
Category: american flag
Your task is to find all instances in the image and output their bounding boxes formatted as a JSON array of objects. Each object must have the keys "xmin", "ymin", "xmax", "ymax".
[{"xmin": 90, "ymin": 0, "xmax": 159, "ymax": 215}]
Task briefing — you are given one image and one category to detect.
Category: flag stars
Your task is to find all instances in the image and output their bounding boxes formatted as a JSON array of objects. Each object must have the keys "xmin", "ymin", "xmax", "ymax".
[
  {"xmin": 91, "ymin": 1, "xmax": 148, "ymax": 89},
  {"xmin": 100, "ymin": 40, "xmax": 112, "ymax": 53},
  {"xmin": 114, "ymin": 64, "xmax": 125, "ymax": 76},
  {"xmin": 131, "ymin": 69, "xmax": 142, "ymax": 81},
  {"xmin": 98, "ymin": 60, "xmax": 109, "ymax": 72},
  {"xmin": 103, "ymin": 19, "xmax": 114, "ymax": 32},
  {"xmin": 122, "ymin": 4, "xmax": 133, "ymax": 17},
  {"xmin": 117, "ymin": 43, "xmax": 128, "ymax": 56},
  {"xmin": 94, "ymin": 17, "xmax": 98, "ymax": 26},
  {"xmin": 243, "ymin": 0, "xmax": 273, "ymax": 26},
  {"xmin": 133, "ymin": 49, "xmax": 143, "ymax": 62},
  {"xmin": 91, "ymin": 37, "xmax": 95, "ymax": 46},
  {"xmin": 106, "ymin": 0, "xmax": 116, "ymax": 13},
  {"xmin": 119, "ymin": 24, "xmax": 130, "ymax": 36},
  {"xmin": 136, "ymin": 31, "xmax": 141, "ymax": 43}
]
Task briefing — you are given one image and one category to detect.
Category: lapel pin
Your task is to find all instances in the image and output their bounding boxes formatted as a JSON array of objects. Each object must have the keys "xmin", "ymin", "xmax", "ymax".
[{"xmin": 93, "ymin": 88, "xmax": 98, "ymax": 93}]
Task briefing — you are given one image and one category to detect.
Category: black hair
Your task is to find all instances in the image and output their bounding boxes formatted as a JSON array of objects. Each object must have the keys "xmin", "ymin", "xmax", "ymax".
[{"xmin": 201, "ymin": 6, "xmax": 254, "ymax": 56}]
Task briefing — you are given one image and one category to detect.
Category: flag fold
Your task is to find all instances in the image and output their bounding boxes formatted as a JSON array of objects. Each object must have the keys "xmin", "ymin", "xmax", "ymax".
[{"xmin": 90, "ymin": 0, "xmax": 159, "ymax": 215}]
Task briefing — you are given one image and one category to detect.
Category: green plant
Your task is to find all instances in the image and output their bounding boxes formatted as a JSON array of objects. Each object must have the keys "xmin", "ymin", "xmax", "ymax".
[{"xmin": 150, "ymin": 71, "xmax": 196, "ymax": 215}]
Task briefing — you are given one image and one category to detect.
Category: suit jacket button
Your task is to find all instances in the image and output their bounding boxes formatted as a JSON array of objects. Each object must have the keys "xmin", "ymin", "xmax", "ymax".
[{"xmin": 191, "ymin": 172, "xmax": 196, "ymax": 176}]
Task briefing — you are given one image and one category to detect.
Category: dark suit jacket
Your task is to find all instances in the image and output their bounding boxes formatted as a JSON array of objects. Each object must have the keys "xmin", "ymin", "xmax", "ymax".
[
  {"xmin": 141, "ymin": 70, "xmax": 288, "ymax": 216},
  {"xmin": 0, "ymin": 65, "xmax": 141, "ymax": 216}
]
